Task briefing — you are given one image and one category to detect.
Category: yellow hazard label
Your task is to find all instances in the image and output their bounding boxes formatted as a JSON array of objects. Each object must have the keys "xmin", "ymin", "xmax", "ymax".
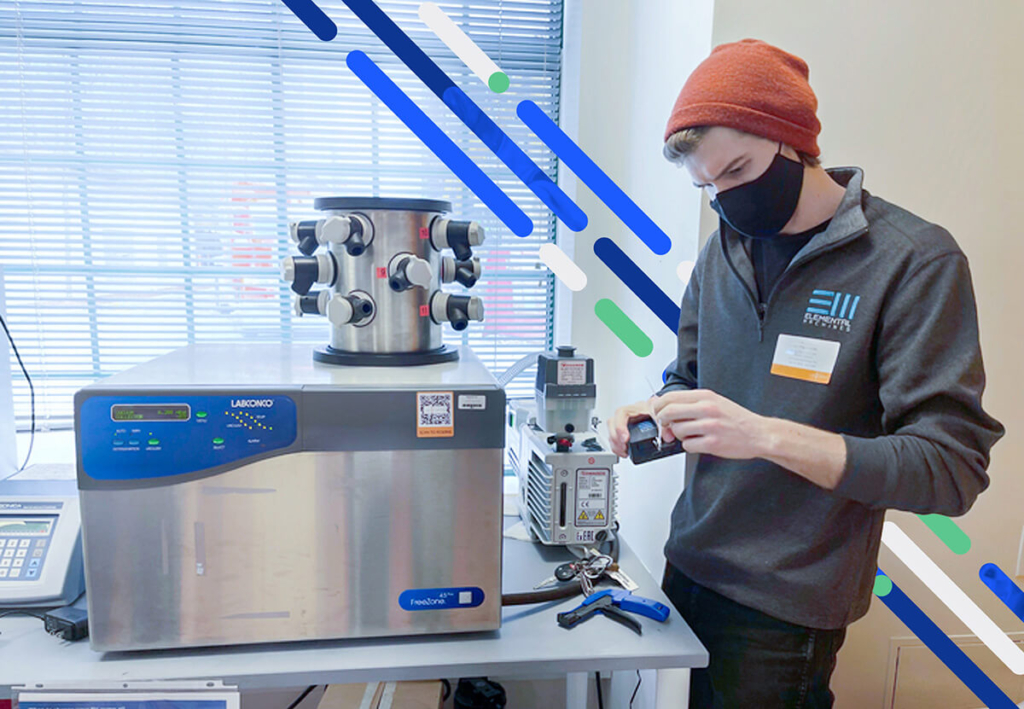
[
  {"xmin": 595, "ymin": 511, "xmax": 605, "ymax": 520},
  {"xmin": 578, "ymin": 511, "xmax": 588, "ymax": 521}
]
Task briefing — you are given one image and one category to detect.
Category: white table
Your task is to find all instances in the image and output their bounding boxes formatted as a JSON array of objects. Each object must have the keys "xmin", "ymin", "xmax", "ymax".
[{"xmin": 0, "ymin": 516, "xmax": 707, "ymax": 708}]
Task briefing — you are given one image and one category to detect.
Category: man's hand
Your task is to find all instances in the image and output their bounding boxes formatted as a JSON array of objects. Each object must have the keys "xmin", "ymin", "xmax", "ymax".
[
  {"xmin": 651, "ymin": 389, "xmax": 769, "ymax": 459},
  {"xmin": 650, "ymin": 388, "xmax": 848, "ymax": 489},
  {"xmin": 607, "ymin": 397, "xmax": 659, "ymax": 458}
]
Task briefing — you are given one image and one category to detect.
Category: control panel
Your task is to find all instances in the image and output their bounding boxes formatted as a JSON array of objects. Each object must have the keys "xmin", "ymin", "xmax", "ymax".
[
  {"xmin": 79, "ymin": 394, "xmax": 298, "ymax": 481},
  {"xmin": 0, "ymin": 493, "xmax": 84, "ymax": 607},
  {"xmin": 0, "ymin": 507, "xmax": 55, "ymax": 582}
]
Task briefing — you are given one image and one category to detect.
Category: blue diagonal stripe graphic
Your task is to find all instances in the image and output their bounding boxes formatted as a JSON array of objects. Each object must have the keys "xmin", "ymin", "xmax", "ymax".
[
  {"xmin": 346, "ymin": 50, "xmax": 532, "ymax": 237},
  {"xmin": 980, "ymin": 563, "xmax": 1024, "ymax": 623},
  {"xmin": 875, "ymin": 570, "xmax": 1017, "ymax": 709},
  {"xmin": 848, "ymin": 295, "xmax": 861, "ymax": 319},
  {"xmin": 332, "ymin": 0, "xmax": 587, "ymax": 232},
  {"xmin": 839, "ymin": 293, "xmax": 851, "ymax": 318},
  {"xmin": 594, "ymin": 238, "xmax": 680, "ymax": 332},
  {"xmin": 281, "ymin": 0, "xmax": 338, "ymax": 40},
  {"xmin": 517, "ymin": 99, "xmax": 672, "ymax": 256}
]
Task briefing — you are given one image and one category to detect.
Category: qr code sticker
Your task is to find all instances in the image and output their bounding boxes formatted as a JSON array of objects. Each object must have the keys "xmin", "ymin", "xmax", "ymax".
[
  {"xmin": 417, "ymin": 392, "xmax": 454, "ymax": 437},
  {"xmin": 419, "ymin": 393, "xmax": 452, "ymax": 426}
]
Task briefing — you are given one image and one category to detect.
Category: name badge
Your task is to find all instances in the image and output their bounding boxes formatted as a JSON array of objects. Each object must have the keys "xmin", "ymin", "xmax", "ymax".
[{"xmin": 770, "ymin": 334, "xmax": 840, "ymax": 384}]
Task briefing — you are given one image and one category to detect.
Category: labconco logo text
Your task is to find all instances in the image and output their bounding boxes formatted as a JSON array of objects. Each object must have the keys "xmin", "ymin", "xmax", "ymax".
[{"xmin": 231, "ymin": 399, "xmax": 274, "ymax": 408}]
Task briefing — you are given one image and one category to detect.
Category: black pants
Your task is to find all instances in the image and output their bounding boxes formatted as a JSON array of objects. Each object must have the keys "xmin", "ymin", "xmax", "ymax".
[{"xmin": 662, "ymin": 563, "xmax": 847, "ymax": 709}]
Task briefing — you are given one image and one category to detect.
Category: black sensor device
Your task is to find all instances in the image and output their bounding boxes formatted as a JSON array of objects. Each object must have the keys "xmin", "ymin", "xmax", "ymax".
[{"xmin": 628, "ymin": 418, "xmax": 684, "ymax": 464}]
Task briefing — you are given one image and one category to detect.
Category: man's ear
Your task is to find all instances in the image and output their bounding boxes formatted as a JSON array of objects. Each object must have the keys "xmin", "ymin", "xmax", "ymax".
[{"xmin": 780, "ymin": 143, "xmax": 801, "ymax": 162}]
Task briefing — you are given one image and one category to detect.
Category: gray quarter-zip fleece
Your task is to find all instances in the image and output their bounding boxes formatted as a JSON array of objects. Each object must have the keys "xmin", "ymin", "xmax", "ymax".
[{"xmin": 659, "ymin": 167, "xmax": 1004, "ymax": 629}]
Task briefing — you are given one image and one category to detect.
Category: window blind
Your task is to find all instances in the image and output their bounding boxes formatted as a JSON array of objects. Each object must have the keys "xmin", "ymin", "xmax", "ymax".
[{"xmin": 0, "ymin": 0, "xmax": 563, "ymax": 428}]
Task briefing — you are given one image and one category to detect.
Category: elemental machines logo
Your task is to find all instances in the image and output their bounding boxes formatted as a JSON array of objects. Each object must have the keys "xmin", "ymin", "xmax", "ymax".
[{"xmin": 804, "ymin": 289, "xmax": 860, "ymax": 332}]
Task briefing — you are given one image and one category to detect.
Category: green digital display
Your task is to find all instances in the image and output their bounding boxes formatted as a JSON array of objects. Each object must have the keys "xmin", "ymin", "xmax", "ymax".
[
  {"xmin": 0, "ymin": 517, "xmax": 53, "ymax": 536},
  {"xmin": 111, "ymin": 404, "xmax": 191, "ymax": 422}
]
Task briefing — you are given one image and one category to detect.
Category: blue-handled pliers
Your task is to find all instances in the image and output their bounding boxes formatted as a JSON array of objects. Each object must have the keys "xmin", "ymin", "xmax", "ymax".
[{"xmin": 557, "ymin": 588, "xmax": 671, "ymax": 635}]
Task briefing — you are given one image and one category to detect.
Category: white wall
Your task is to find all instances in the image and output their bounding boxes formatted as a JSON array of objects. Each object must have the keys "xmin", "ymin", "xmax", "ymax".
[
  {"xmin": 709, "ymin": 1, "xmax": 1024, "ymax": 706},
  {"xmin": 563, "ymin": 0, "xmax": 713, "ymax": 580}
]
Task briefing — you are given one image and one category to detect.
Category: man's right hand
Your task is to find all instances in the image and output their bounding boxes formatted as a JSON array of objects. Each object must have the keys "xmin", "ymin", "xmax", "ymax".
[{"xmin": 607, "ymin": 398, "xmax": 658, "ymax": 458}]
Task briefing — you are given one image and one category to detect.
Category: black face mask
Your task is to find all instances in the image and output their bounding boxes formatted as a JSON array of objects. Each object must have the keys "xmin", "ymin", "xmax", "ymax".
[{"xmin": 709, "ymin": 144, "xmax": 804, "ymax": 239}]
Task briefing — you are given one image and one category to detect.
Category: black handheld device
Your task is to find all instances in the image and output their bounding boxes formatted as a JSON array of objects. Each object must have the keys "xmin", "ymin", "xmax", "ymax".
[{"xmin": 627, "ymin": 418, "xmax": 684, "ymax": 464}]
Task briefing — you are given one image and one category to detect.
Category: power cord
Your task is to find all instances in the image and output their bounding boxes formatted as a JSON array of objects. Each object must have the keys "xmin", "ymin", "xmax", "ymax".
[
  {"xmin": 595, "ymin": 671, "xmax": 604, "ymax": 709},
  {"xmin": 0, "ymin": 313, "xmax": 34, "ymax": 471},
  {"xmin": 284, "ymin": 686, "xmax": 319, "ymax": 709},
  {"xmin": 0, "ymin": 609, "xmax": 47, "ymax": 621},
  {"xmin": 630, "ymin": 670, "xmax": 642, "ymax": 707}
]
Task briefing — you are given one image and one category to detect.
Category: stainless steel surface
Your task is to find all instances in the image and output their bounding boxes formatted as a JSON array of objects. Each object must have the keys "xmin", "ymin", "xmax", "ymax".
[
  {"xmin": 0, "ymin": 517, "xmax": 709, "ymax": 690},
  {"xmin": 76, "ymin": 344, "xmax": 504, "ymax": 651},
  {"xmin": 81, "ymin": 448, "xmax": 502, "ymax": 652},
  {"xmin": 325, "ymin": 207, "xmax": 442, "ymax": 354},
  {"xmin": 93, "ymin": 343, "xmax": 494, "ymax": 389}
]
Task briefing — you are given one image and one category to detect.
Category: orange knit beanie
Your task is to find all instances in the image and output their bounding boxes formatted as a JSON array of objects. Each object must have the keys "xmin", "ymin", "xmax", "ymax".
[{"xmin": 664, "ymin": 39, "xmax": 821, "ymax": 157}]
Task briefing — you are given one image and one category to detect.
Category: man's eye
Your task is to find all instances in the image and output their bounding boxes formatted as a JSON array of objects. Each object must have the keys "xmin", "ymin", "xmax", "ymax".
[{"xmin": 728, "ymin": 166, "xmax": 743, "ymax": 175}]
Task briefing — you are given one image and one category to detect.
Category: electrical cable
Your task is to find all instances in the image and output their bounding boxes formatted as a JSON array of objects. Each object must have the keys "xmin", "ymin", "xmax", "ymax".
[
  {"xmin": 501, "ymin": 583, "xmax": 582, "ymax": 606},
  {"xmin": 284, "ymin": 685, "xmax": 318, "ymax": 709},
  {"xmin": 0, "ymin": 313, "xmax": 34, "ymax": 471},
  {"xmin": 0, "ymin": 609, "xmax": 46, "ymax": 621},
  {"xmin": 629, "ymin": 670, "xmax": 642, "ymax": 708},
  {"xmin": 596, "ymin": 671, "xmax": 604, "ymax": 709}
]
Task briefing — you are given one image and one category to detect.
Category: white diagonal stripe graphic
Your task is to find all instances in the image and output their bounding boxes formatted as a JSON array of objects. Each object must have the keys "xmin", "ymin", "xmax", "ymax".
[
  {"xmin": 418, "ymin": 2, "xmax": 506, "ymax": 90},
  {"xmin": 882, "ymin": 521, "xmax": 1024, "ymax": 674},
  {"xmin": 539, "ymin": 244, "xmax": 587, "ymax": 291}
]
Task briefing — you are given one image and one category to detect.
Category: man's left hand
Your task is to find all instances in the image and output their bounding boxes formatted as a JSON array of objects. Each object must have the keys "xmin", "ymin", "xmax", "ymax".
[{"xmin": 651, "ymin": 389, "xmax": 769, "ymax": 460}]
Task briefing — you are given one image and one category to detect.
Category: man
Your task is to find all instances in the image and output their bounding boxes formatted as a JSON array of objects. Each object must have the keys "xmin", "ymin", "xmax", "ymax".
[{"xmin": 607, "ymin": 39, "xmax": 1004, "ymax": 708}]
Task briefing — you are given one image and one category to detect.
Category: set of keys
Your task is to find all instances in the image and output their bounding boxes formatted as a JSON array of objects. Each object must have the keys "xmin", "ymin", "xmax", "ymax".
[{"xmin": 533, "ymin": 553, "xmax": 639, "ymax": 595}]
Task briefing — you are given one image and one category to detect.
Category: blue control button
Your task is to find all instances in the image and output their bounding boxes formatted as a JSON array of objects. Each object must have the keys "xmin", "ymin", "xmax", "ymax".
[
  {"xmin": 113, "ymin": 439, "xmax": 125, "ymax": 446},
  {"xmin": 26, "ymin": 568, "xmax": 37, "ymax": 578},
  {"xmin": 128, "ymin": 440, "xmax": 140, "ymax": 446},
  {"xmin": 29, "ymin": 558, "xmax": 40, "ymax": 567}
]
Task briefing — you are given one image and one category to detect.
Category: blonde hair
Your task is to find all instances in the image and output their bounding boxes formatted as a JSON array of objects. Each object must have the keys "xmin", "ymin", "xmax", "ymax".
[{"xmin": 663, "ymin": 126, "xmax": 820, "ymax": 168}]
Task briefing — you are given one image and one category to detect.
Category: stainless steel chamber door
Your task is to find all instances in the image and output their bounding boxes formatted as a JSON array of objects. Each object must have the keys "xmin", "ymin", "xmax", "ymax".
[
  {"xmin": 328, "ymin": 208, "xmax": 443, "ymax": 354},
  {"xmin": 80, "ymin": 448, "xmax": 503, "ymax": 651}
]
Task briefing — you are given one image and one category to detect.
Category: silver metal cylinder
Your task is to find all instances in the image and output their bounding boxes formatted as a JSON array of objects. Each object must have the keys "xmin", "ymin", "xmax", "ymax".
[{"xmin": 318, "ymin": 198, "xmax": 447, "ymax": 355}]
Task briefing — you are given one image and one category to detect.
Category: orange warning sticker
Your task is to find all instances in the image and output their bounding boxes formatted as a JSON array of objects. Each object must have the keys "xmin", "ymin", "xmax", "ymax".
[
  {"xmin": 419, "ymin": 304, "xmax": 430, "ymax": 317},
  {"xmin": 376, "ymin": 267, "xmax": 388, "ymax": 279},
  {"xmin": 419, "ymin": 227, "xmax": 430, "ymax": 240},
  {"xmin": 595, "ymin": 511, "xmax": 605, "ymax": 521},
  {"xmin": 578, "ymin": 511, "xmax": 589, "ymax": 521}
]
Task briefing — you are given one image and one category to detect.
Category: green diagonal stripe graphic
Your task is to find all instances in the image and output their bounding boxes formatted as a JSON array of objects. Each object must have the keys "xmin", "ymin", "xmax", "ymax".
[
  {"xmin": 918, "ymin": 514, "xmax": 972, "ymax": 555},
  {"xmin": 595, "ymin": 298, "xmax": 653, "ymax": 357}
]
